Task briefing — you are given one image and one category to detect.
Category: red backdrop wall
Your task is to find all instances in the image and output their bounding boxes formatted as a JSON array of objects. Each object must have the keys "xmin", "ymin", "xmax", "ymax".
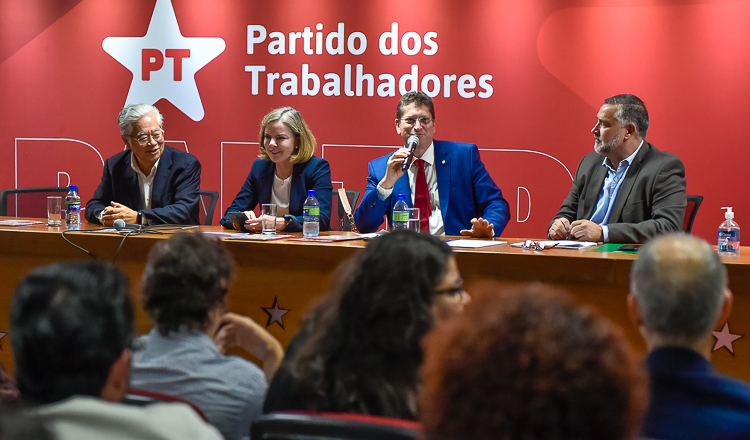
[{"xmin": 2, "ymin": 0, "xmax": 748, "ymax": 242}]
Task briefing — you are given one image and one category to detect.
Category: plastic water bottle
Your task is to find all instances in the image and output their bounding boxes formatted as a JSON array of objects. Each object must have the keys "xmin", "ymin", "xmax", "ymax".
[
  {"xmin": 303, "ymin": 190, "xmax": 320, "ymax": 236},
  {"xmin": 718, "ymin": 207, "xmax": 740, "ymax": 256},
  {"xmin": 392, "ymin": 194, "xmax": 409, "ymax": 231},
  {"xmin": 65, "ymin": 185, "xmax": 81, "ymax": 229}
]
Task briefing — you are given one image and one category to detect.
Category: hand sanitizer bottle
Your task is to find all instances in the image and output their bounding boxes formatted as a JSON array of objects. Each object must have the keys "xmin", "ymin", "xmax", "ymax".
[{"xmin": 718, "ymin": 207, "xmax": 740, "ymax": 256}]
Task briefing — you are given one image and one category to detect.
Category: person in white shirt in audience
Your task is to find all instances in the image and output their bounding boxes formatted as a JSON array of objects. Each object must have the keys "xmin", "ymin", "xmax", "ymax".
[{"xmin": 10, "ymin": 261, "xmax": 222, "ymax": 440}]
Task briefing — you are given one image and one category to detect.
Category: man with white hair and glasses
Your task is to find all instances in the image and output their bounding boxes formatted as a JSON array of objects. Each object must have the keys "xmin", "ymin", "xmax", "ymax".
[{"xmin": 85, "ymin": 103, "xmax": 201, "ymax": 226}]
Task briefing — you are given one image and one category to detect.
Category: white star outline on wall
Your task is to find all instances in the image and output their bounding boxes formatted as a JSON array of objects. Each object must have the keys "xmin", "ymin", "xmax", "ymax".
[
  {"xmin": 712, "ymin": 322, "xmax": 742, "ymax": 355},
  {"xmin": 262, "ymin": 297, "xmax": 290, "ymax": 330},
  {"xmin": 102, "ymin": 0, "xmax": 225, "ymax": 121}
]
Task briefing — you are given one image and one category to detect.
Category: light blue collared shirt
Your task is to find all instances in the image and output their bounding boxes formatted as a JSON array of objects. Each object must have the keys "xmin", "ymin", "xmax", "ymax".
[
  {"xmin": 590, "ymin": 140, "xmax": 644, "ymax": 241},
  {"xmin": 131, "ymin": 327, "xmax": 267, "ymax": 440}
]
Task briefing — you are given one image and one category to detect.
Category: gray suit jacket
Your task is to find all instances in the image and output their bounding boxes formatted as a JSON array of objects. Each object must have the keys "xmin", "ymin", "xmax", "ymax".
[{"xmin": 550, "ymin": 142, "xmax": 686, "ymax": 243}]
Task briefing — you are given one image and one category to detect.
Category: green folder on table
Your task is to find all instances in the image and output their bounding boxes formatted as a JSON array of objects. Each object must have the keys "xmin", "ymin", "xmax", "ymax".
[{"xmin": 590, "ymin": 243, "xmax": 641, "ymax": 253}]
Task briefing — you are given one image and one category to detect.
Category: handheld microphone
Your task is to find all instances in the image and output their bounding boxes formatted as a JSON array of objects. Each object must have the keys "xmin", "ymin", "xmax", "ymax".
[
  {"xmin": 113, "ymin": 219, "xmax": 144, "ymax": 230},
  {"xmin": 401, "ymin": 135, "xmax": 420, "ymax": 172}
]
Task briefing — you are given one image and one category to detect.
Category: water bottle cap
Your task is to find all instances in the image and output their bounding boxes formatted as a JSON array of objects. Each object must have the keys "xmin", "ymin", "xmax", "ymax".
[
  {"xmin": 397, "ymin": 194, "xmax": 406, "ymax": 200},
  {"xmin": 69, "ymin": 185, "xmax": 77, "ymax": 191},
  {"xmin": 722, "ymin": 207, "xmax": 734, "ymax": 219}
]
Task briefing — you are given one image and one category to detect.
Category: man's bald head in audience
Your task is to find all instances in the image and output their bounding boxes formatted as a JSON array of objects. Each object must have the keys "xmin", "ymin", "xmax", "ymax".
[{"xmin": 630, "ymin": 233, "xmax": 730, "ymax": 348}]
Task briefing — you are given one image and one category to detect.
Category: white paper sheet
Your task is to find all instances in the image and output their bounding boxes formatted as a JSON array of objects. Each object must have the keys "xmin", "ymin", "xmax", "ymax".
[{"xmin": 446, "ymin": 239, "xmax": 507, "ymax": 248}]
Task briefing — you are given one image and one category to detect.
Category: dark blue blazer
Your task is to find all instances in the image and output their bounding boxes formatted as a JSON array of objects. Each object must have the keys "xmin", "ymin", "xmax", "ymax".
[
  {"xmin": 354, "ymin": 140, "xmax": 510, "ymax": 236},
  {"xmin": 220, "ymin": 156, "xmax": 333, "ymax": 232},
  {"xmin": 84, "ymin": 145, "xmax": 201, "ymax": 225},
  {"xmin": 642, "ymin": 347, "xmax": 750, "ymax": 440}
]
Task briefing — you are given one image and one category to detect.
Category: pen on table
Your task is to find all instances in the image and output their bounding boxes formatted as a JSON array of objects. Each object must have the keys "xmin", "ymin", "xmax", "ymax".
[{"xmin": 181, "ymin": 225, "xmax": 199, "ymax": 230}]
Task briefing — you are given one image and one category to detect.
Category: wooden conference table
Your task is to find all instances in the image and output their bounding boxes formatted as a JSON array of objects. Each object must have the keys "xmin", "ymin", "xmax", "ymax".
[{"xmin": 1, "ymin": 219, "xmax": 749, "ymax": 381}]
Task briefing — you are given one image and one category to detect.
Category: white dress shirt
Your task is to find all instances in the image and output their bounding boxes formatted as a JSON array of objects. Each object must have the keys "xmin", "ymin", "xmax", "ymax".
[
  {"xmin": 130, "ymin": 152, "xmax": 160, "ymax": 210},
  {"xmin": 97, "ymin": 153, "xmax": 160, "ymax": 224}
]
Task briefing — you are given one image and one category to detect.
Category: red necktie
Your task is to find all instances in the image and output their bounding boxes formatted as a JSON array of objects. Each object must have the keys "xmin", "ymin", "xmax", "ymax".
[{"xmin": 414, "ymin": 159, "xmax": 431, "ymax": 233}]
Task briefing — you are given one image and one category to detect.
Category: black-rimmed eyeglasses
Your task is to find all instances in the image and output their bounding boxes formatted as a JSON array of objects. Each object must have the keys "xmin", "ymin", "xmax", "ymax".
[{"xmin": 521, "ymin": 240, "xmax": 558, "ymax": 251}]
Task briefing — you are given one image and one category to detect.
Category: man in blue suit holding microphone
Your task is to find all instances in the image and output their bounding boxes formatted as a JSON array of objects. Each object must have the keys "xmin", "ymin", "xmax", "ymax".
[{"xmin": 354, "ymin": 91, "xmax": 509, "ymax": 237}]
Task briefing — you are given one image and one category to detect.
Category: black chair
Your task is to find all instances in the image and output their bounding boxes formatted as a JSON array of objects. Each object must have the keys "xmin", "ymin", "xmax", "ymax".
[
  {"xmin": 0, "ymin": 187, "xmax": 69, "ymax": 217},
  {"xmin": 683, "ymin": 195, "xmax": 704, "ymax": 233},
  {"xmin": 331, "ymin": 189, "xmax": 360, "ymax": 231},
  {"xmin": 198, "ymin": 190, "xmax": 219, "ymax": 226},
  {"xmin": 251, "ymin": 413, "xmax": 420, "ymax": 440}
]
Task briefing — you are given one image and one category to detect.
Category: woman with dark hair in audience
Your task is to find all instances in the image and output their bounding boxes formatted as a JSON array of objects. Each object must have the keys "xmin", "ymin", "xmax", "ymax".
[
  {"xmin": 420, "ymin": 284, "xmax": 647, "ymax": 440},
  {"xmin": 219, "ymin": 106, "xmax": 333, "ymax": 232},
  {"xmin": 263, "ymin": 230, "xmax": 468, "ymax": 419}
]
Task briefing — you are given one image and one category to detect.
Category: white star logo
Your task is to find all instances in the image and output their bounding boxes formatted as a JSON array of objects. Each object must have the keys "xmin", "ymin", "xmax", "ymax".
[
  {"xmin": 102, "ymin": 0, "xmax": 225, "ymax": 121},
  {"xmin": 262, "ymin": 297, "xmax": 290, "ymax": 330}
]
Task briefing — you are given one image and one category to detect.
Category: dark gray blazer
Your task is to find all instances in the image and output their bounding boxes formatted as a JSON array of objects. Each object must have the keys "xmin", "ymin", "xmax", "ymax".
[{"xmin": 549, "ymin": 142, "xmax": 686, "ymax": 243}]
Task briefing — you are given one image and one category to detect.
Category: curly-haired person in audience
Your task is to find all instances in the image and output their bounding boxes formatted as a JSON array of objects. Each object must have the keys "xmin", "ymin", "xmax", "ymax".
[
  {"xmin": 263, "ymin": 230, "xmax": 469, "ymax": 419},
  {"xmin": 11, "ymin": 261, "xmax": 222, "ymax": 440},
  {"xmin": 420, "ymin": 284, "xmax": 647, "ymax": 440},
  {"xmin": 130, "ymin": 232, "xmax": 284, "ymax": 440}
]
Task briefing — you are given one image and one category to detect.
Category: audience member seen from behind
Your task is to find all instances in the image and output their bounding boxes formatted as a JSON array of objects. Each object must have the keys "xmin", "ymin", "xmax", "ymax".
[
  {"xmin": 131, "ymin": 232, "xmax": 284, "ymax": 440},
  {"xmin": 10, "ymin": 261, "xmax": 222, "ymax": 440},
  {"xmin": 420, "ymin": 284, "xmax": 646, "ymax": 440},
  {"xmin": 263, "ymin": 230, "xmax": 468, "ymax": 419},
  {"xmin": 220, "ymin": 107, "xmax": 333, "ymax": 232},
  {"xmin": 630, "ymin": 233, "xmax": 750, "ymax": 440}
]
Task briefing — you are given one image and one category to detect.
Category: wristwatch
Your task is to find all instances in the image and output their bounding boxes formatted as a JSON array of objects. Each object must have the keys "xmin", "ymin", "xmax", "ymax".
[{"xmin": 136, "ymin": 211, "xmax": 144, "ymax": 225}]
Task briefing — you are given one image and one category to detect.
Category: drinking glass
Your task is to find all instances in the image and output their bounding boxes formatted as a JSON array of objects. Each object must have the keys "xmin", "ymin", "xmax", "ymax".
[
  {"xmin": 47, "ymin": 196, "xmax": 63, "ymax": 227},
  {"xmin": 261, "ymin": 204, "xmax": 277, "ymax": 235},
  {"xmin": 406, "ymin": 207, "xmax": 420, "ymax": 233}
]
